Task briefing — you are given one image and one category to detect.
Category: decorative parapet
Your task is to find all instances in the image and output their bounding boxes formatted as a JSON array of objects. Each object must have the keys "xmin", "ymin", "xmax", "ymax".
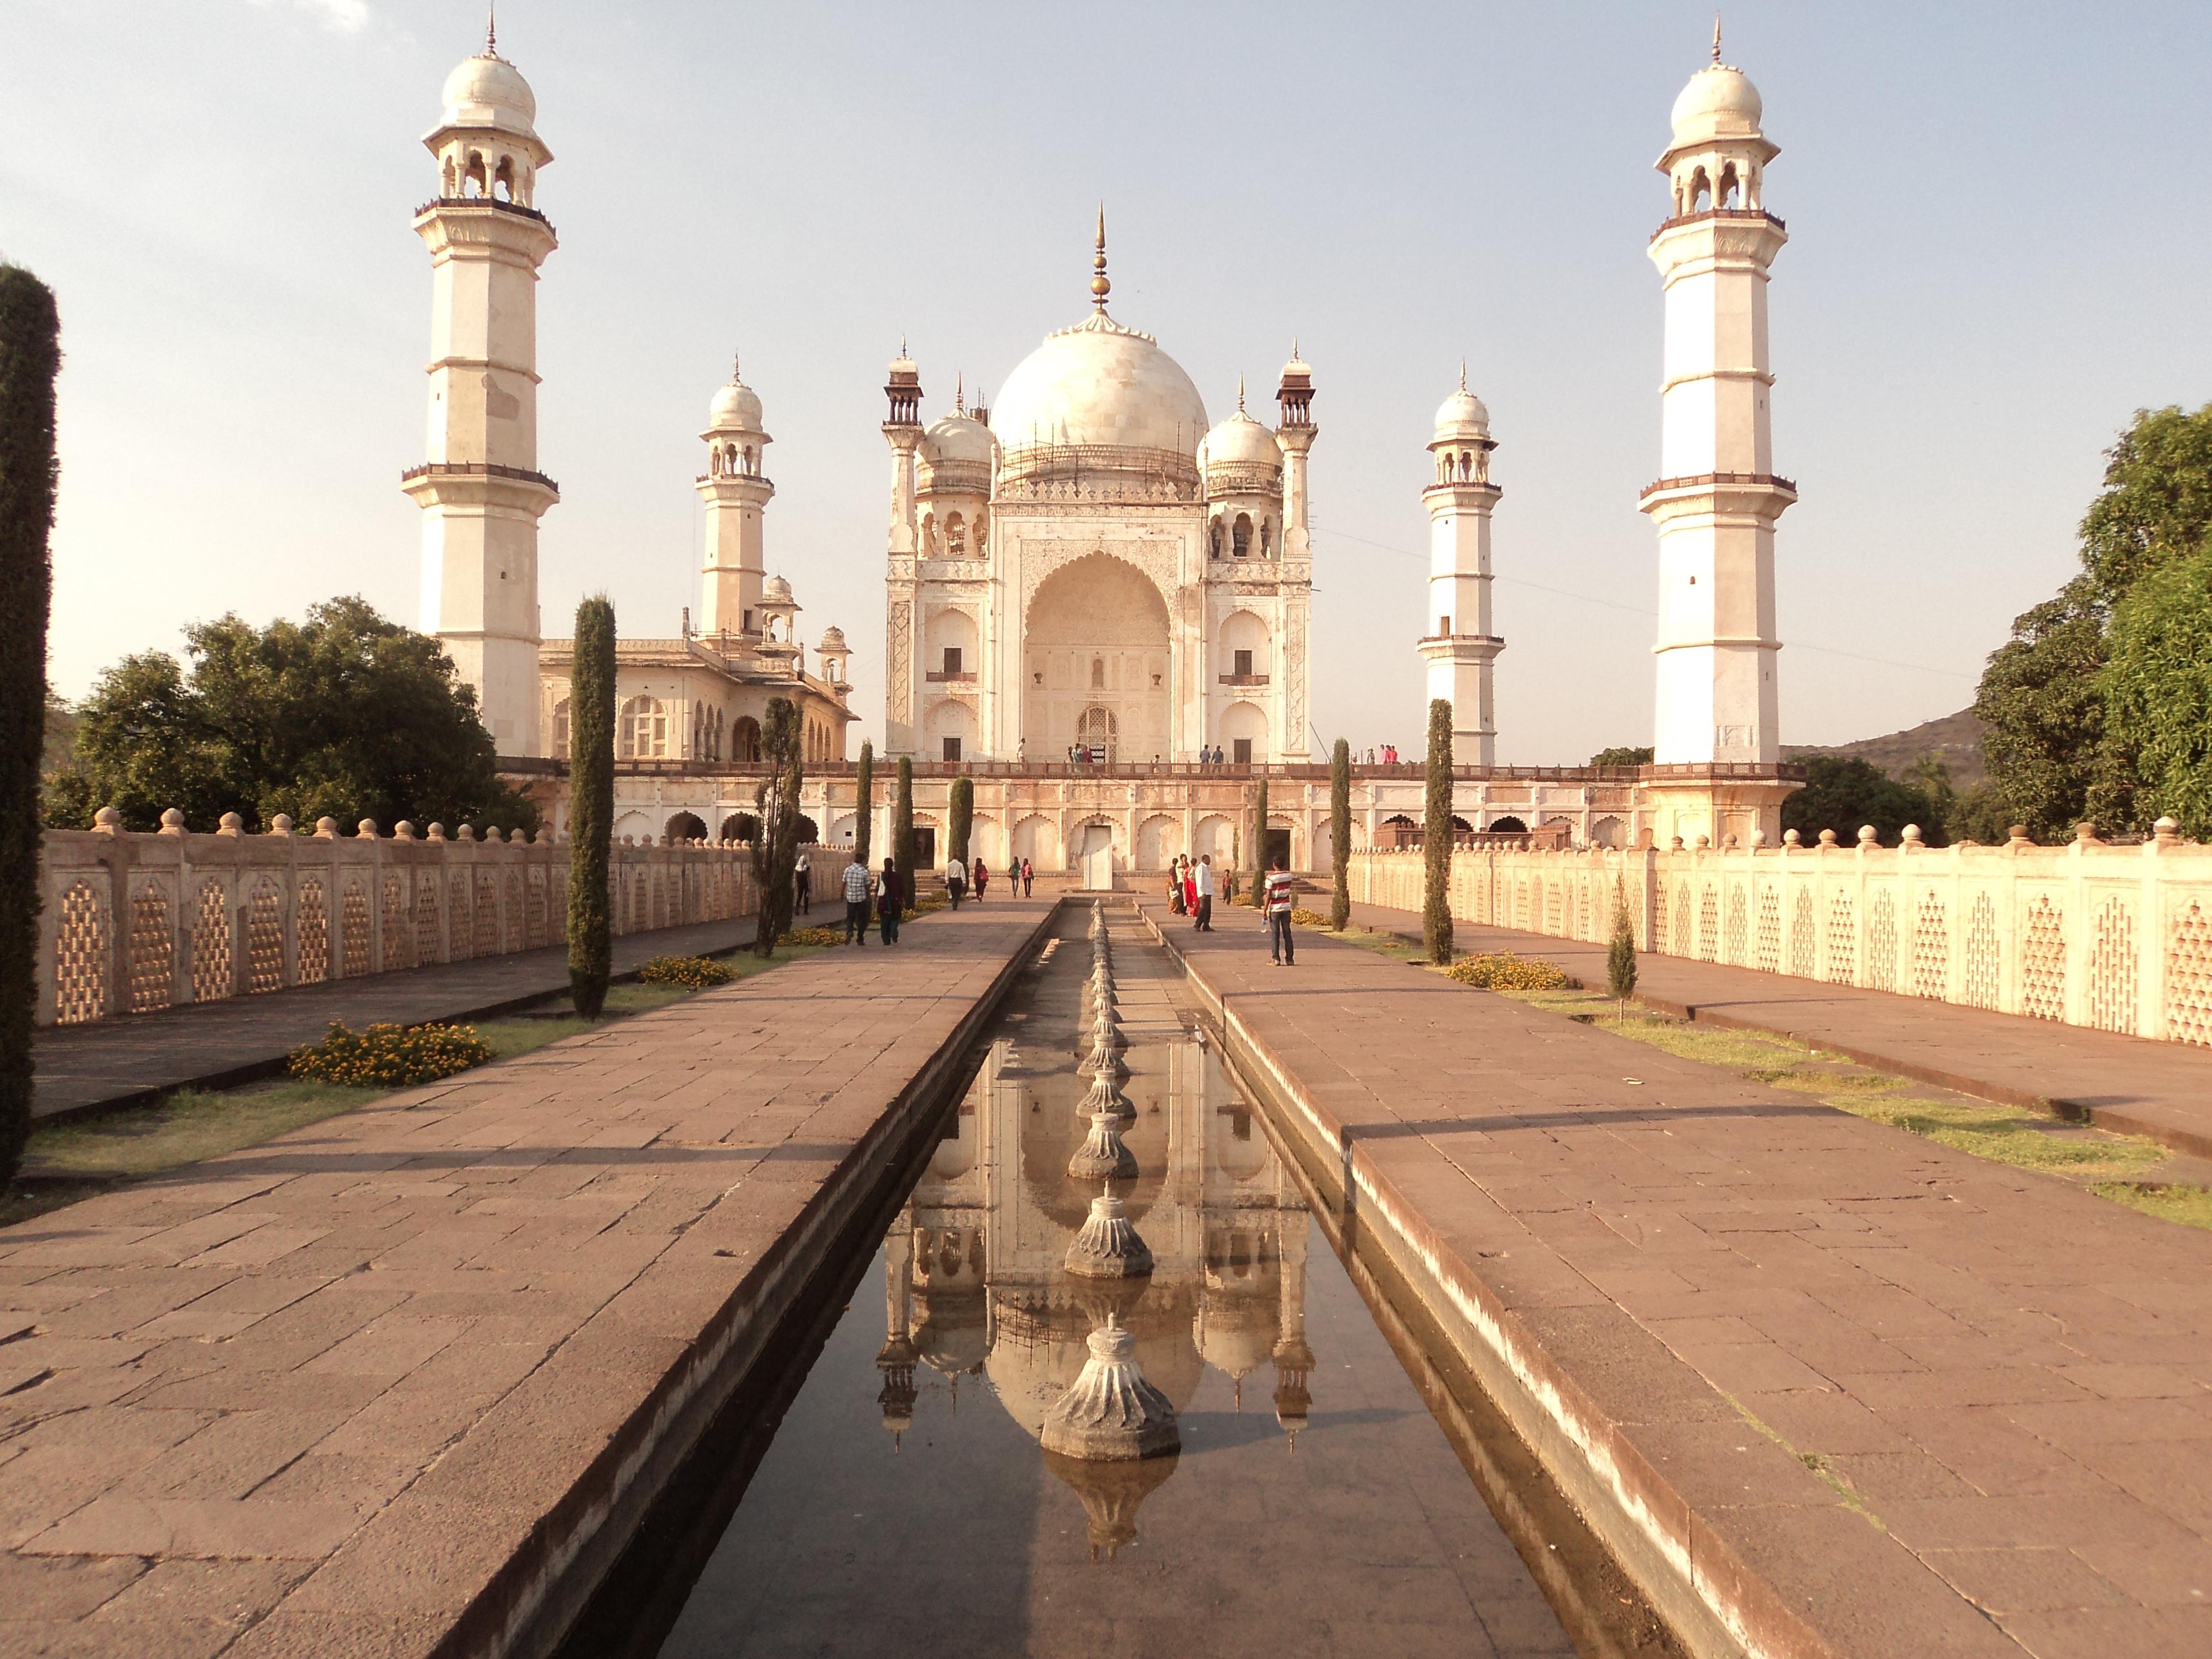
[
  {"xmin": 36, "ymin": 813, "xmax": 832, "ymax": 1029},
  {"xmin": 1344, "ymin": 823, "xmax": 2212, "ymax": 1046}
]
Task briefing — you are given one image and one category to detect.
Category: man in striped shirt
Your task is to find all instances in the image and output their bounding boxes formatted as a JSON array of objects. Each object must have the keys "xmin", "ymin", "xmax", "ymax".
[{"xmin": 1264, "ymin": 858, "xmax": 1297, "ymax": 966}]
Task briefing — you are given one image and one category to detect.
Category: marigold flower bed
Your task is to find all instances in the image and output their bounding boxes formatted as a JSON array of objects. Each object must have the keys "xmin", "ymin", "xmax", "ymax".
[{"xmin": 288, "ymin": 1021, "xmax": 493, "ymax": 1088}]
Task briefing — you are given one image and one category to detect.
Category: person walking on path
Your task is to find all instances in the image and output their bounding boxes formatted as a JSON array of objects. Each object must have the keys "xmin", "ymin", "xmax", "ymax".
[
  {"xmin": 842, "ymin": 853, "xmax": 873, "ymax": 946},
  {"xmin": 1193, "ymin": 854, "xmax": 1215, "ymax": 932},
  {"xmin": 794, "ymin": 852, "xmax": 811, "ymax": 916},
  {"xmin": 1021, "ymin": 857, "xmax": 1034, "ymax": 896},
  {"xmin": 972, "ymin": 856, "xmax": 989, "ymax": 902},
  {"xmin": 1168, "ymin": 856, "xmax": 1186, "ymax": 916},
  {"xmin": 1264, "ymin": 857, "xmax": 1297, "ymax": 966},
  {"xmin": 877, "ymin": 858, "xmax": 904, "ymax": 945},
  {"xmin": 1005, "ymin": 858, "xmax": 1019, "ymax": 896},
  {"xmin": 1182, "ymin": 859, "xmax": 1198, "ymax": 919},
  {"xmin": 945, "ymin": 854, "xmax": 967, "ymax": 909}
]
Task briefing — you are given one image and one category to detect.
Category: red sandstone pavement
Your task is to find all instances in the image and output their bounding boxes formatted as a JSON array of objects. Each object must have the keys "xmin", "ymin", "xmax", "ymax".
[
  {"xmin": 1344, "ymin": 899, "xmax": 2212, "ymax": 1162},
  {"xmin": 1155, "ymin": 896, "xmax": 2212, "ymax": 1659},
  {"xmin": 0, "ymin": 898, "xmax": 1051, "ymax": 1658}
]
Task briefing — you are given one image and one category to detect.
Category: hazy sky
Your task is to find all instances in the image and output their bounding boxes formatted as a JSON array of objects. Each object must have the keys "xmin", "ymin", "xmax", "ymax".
[{"xmin": 8, "ymin": 1, "xmax": 2210, "ymax": 761}]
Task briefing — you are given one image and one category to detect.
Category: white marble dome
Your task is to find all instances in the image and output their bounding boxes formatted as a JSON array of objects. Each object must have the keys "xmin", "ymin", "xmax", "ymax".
[
  {"xmin": 440, "ymin": 50, "xmax": 538, "ymax": 137},
  {"xmin": 1434, "ymin": 387, "xmax": 1491, "ymax": 442},
  {"xmin": 762, "ymin": 574, "xmax": 794, "ymax": 604},
  {"xmin": 920, "ymin": 411, "xmax": 995, "ymax": 471},
  {"xmin": 990, "ymin": 312, "xmax": 1209, "ymax": 461},
  {"xmin": 1200, "ymin": 408, "xmax": 1282, "ymax": 474},
  {"xmin": 708, "ymin": 374, "xmax": 763, "ymax": 433},
  {"xmin": 1670, "ymin": 64, "xmax": 1763, "ymax": 145}
]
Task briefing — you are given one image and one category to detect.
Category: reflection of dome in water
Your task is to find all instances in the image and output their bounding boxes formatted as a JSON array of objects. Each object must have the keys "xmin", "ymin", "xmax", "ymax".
[
  {"xmin": 1043, "ymin": 1448, "xmax": 1180, "ymax": 1562},
  {"xmin": 1194, "ymin": 1290, "xmax": 1281, "ymax": 1386},
  {"xmin": 985, "ymin": 1290, "xmax": 1207, "ymax": 1435},
  {"xmin": 985, "ymin": 1296, "xmax": 1093, "ymax": 1437},
  {"xmin": 912, "ymin": 1287, "xmax": 989, "ymax": 1376}
]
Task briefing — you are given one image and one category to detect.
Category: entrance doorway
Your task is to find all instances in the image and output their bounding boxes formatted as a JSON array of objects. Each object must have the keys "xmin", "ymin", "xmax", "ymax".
[
  {"xmin": 1262, "ymin": 827, "xmax": 1292, "ymax": 870},
  {"xmin": 1077, "ymin": 707, "xmax": 1118, "ymax": 764},
  {"xmin": 911, "ymin": 827, "xmax": 937, "ymax": 868}
]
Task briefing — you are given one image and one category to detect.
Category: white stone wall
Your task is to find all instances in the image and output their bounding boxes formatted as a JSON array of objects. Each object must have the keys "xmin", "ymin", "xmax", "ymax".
[
  {"xmin": 1347, "ymin": 832, "xmax": 2212, "ymax": 1046},
  {"xmin": 35, "ymin": 817, "xmax": 834, "ymax": 1029}
]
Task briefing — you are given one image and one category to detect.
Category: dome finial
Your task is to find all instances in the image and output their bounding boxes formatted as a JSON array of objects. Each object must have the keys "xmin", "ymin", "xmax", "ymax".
[
  {"xmin": 1237, "ymin": 374, "xmax": 1246, "ymax": 412},
  {"xmin": 731, "ymin": 349, "xmax": 741, "ymax": 383},
  {"xmin": 1459, "ymin": 358, "xmax": 1468, "ymax": 392},
  {"xmin": 486, "ymin": 1, "xmax": 497, "ymax": 54},
  {"xmin": 1712, "ymin": 12, "xmax": 1723, "ymax": 64},
  {"xmin": 1091, "ymin": 204, "xmax": 1111, "ymax": 311},
  {"xmin": 955, "ymin": 373, "xmax": 965, "ymax": 415}
]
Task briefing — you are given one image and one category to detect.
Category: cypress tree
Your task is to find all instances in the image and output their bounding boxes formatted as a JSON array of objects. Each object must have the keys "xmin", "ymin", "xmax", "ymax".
[
  {"xmin": 947, "ymin": 774, "xmax": 973, "ymax": 868},
  {"xmin": 1330, "ymin": 737, "xmax": 1352, "ymax": 930},
  {"xmin": 1606, "ymin": 874, "xmax": 1639, "ymax": 1017},
  {"xmin": 0, "ymin": 267, "xmax": 59, "ymax": 1188},
  {"xmin": 894, "ymin": 755, "xmax": 915, "ymax": 917},
  {"xmin": 854, "ymin": 739, "xmax": 874, "ymax": 868},
  {"xmin": 567, "ymin": 595, "xmax": 615, "ymax": 1017},
  {"xmin": 751, "ymin": 697, "xmax": 802, "ymax": 956},
  {"xmin": 1423, "ymin": 697, "xmax": 1454, "ymax": 964},
  {"xmin": 1248, "ymin": 776, "xmax": 1269, "ymax": 905}
]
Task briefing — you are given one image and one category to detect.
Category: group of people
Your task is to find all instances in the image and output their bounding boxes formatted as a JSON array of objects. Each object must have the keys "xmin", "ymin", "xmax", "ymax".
[
  {"xmin": 1194, "ymin": 745, "xmax": 1231, "ymax": 767},
  {"xmin": 1362, "ymin": 744, "xmax": 1400, "ymax": 765},
  {"xmin": 1167, "ymin": 852, "xmax": 1301, "ymax": 964},
  {"xmin": 945, "ymin": 854, "xmax": 1036, "ymax": 907}
]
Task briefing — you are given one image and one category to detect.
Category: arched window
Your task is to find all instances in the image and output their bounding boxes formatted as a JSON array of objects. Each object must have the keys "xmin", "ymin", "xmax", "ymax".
[
  {"xmin": 1209, "ymin": 518, "xmax": 1224, "ymax": 559},
  {"xmin": 1091, "ymin": 657, "xmax": 1106, "ymax": 689},
  {"xmin": 442, "ymin": 155, "xmax": 458, "ymax": 195},
  {"xmin": 1233, "ymin": 513, "xmax": 1253, "ymax": 558},
  {"xmin": 1259, "ymin": 518, "xmax": 1272, "ymax": 557},
  {"xmin": 551, "ymin": 698, "xmax": 570, "ymax": 755},
  {"xmin": 1077, "ymin": 706, "xmax": 1118, "ymax": 762},
  {"xmin": 493, "ymin": 155, "xmax": 515, "ymax": 201},
  {"xmin": 1719, "ymin": 163, "xmax": 1740, "ymax": 208},
  {"xmin": 666, "ymin": 812, "xmax": 707, "ymax": 843},
  {"xmin": 946, "ymin": 512, "xmax": 966, "ymax": 555},
  {"xmin": 1689, "ymin": 166, "xmax": 1712, "ymax": 212},
  {"xmin": 732, "ymin": 715, "xmax": 761, "ymax": 763},
  {"xmin": 464, "ymin": 151, "xmax": 487, "ymax": 196},
  {"xmin": 618, "ymin": 696, "xmax": 669, "ymax": 759}
]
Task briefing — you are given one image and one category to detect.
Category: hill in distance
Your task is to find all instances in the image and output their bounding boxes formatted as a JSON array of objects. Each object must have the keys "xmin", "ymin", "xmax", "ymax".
[{"xmin": 1783, "ymin": 707, "xmax": 1986, "ymax": 790}]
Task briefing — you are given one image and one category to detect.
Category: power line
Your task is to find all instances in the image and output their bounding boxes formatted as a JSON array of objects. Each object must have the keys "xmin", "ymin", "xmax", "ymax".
[{"xmin": 1311, "ymin": 521, "xmax": 1976, "ymax": 681}]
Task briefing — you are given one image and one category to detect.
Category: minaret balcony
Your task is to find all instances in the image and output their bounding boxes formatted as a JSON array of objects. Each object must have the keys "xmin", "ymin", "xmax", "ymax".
[
  {"xmin": 924, "ymin": 670, "xmax": 978, "ymax": 685},
  {"xmin": 1648, "ymin": 206, "xmax": 1786, "ymax": 241},
  {"xmin": 415, "ymin": 195, "xmax": 553, "ymax": 228},
  {"xmin": 1637, "ymin": 472, "xmax": 1798, "ymax": 520},
  {"xmin": 1217, "ymin": 672, "xmax": 1271, "ymax": 687},
  {"xmin": 400, "ymin": 460, "xmax": 559, "ymax": 510}
]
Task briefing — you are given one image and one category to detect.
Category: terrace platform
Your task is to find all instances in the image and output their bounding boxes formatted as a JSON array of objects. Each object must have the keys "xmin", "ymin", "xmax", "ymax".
[
  {"xmin": 1149, "ymin": 895, "xmax": 2212, "ymax": 1659},
  {"xmin": 0, "ymin": 898, "xmax": 1053, "ymax": 1659}
]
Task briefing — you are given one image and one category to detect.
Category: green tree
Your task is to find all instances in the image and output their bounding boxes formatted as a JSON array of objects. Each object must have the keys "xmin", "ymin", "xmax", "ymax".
[
  {"xmin": 2102, "ymin": 547, "xmax": 2212, "ymax": 837},
  {"xmin": 947, "ymin": 774, "xmax": 973, "ymax": 868},
  {"xmin": 1422, "ymin": 698, "xmax": 1453, "ymax": 964},
  {"xmin": 1781, "ymin": 755, "xmax": 1942, "ymax": 846},
  {"xmin": 894, "ymin": 755, "xmax": 915, "ymax": 917},
  {"xmin": 1977, "ymin": 404, "xmax": 2212, "ymax": 838},
  {"xmin": 1588, "ymin": 745, "xmax": 1653, "ymax": 768},
  {"xmin": 566, "ymin": 596, "xmax": 615, "ymax": 1018},
  {"xmin": 1329, "ymin": 737, "xmax": 1351, "ymax": 931},
  {"xmin": 45, "ymin": 597, "xmax": 537, "ymax": 834},
  {"xmin": 751, "ymin": 697, "xmax": 803, "ymax": 956},
  {"xmin": 1606, "ymin": 877, "xmax": 1638, "ymax": 1010},
  {"xmin": 0, "ymin": 265, "xmax": 60, "ymax": 1188},
  {"xmin": 1247, "ymin": 776, "xmax": 1269, "ymax": 905},
  {"xmin": 854, "ymin": 739, "xmax": 874, "ymax": 868}
]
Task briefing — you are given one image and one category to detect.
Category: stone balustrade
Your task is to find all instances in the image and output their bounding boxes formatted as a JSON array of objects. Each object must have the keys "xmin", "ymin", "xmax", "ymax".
[
  {"xmin": 36, "ymin": 808, "xmax": 833, "ymax": 1027},
  {"xmin": 1347, "ymin": 822, "xmax": 2212, "ymax": 1046}
]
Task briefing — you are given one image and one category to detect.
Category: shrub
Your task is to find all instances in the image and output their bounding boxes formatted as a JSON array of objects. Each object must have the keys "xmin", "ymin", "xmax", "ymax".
[
  {"xmin": 568, "ymin": 596, "xmax": 615, "ymax": 1017},
  {"xmin": 1422, "ymin": 698, "xmax": 1453, "ymax": 964},
  {"xmin": 638, "ymin": 954, "xmax": 735, "ymax": 989},
  {"xmin": 288, "ymin": 1021, "xmax": 491, "ymax": 1088},
  {"xmin": 1444, "ymin": 952, "xmax": 1576, "ymax": 992},
  {"xmin": 1290, "ymin": 907, "xmax": 1331, "ymax": 927},
  {"xmin": 784, "ymin": 925, "xmax": 846, "ymax": 947},
  {"xmin": 1329, "ymin": 737, "xmax": 1351, "ymax": 930}
]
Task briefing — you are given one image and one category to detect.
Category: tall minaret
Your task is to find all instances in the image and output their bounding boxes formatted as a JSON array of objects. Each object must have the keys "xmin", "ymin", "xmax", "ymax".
[
  {"xmin": 1416, "ymin": 373, "xmax": 1504, "ymax": 765},
  {"xmin": 1641, "ymin": 30, "xmax": 1792, "ymax": 770},
  {"xmin": 882, "ymin": 345, "xmax": 924, "ymax": 757},
  {"xmin": 1274, "ymin": 347, "xmax": 1318, "ymax": 762},
  {"xmin": 696, "ymin": 357, "xmax": 771, "ymax": 644},
  {"xmin": 404, "ymin": 23, "xmax": 557, "ymax": 756}
]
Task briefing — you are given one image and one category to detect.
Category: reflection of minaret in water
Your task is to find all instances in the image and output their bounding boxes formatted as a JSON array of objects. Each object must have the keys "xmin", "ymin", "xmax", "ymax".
[
  {"xmin": 1271, "ymin": 1203, "xmax": 1316, "ymax": 1447},
  {"xmin": 877, "ymin": 1224, "xmax": 919, "ymax": 1450}
]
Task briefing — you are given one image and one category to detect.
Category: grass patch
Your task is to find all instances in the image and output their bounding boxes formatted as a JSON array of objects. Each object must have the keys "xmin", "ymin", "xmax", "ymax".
[{"xmin": 2091, "ymin": 1182, "xmax": 2212, "ymax": 1230}]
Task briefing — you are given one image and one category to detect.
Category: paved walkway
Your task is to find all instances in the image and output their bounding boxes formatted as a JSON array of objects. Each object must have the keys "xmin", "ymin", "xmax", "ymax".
[
  {"xmin": 1343, "ymin": 899, "xmax": 2212, "ymax": 1162},
  {"xmin": 1152, "ymin": 895, "xmax": 2212, "ymax": 1659},
  {"xmin": 0, "ymin": 897, "xmax": 1055, "ymax": 1659},
  {"xmin": 31, "ymin": 915, "xmax": 798, "ymax": 1124}
]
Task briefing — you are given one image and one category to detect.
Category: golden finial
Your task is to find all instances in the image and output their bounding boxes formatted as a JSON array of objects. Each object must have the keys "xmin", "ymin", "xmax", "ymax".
[
  {"xmin": 486, "ymin": 2, "xmax": 497, "ymax": 54},
  {"xmin": 1712, "ymin": 13, "xmax": 1723, "ymax": 64},
  {"xmin": 1091, "ymin": 204, "xmax": 1110, "ymax": 310}
]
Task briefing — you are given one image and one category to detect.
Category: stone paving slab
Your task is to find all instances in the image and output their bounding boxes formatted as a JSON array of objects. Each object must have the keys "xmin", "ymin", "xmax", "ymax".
[
  {"xmin": 1343, "ymin": 899, "xmax": 2212, "ymax": 1162},
  {"xmin": 31, "ymin": 914, "xmax": 812, "ymax": 1124},
  {"xmin": 0, "ymin": 898, "xmax": 1054, "ymax": 1659},
  {"xmin": 1150, "ymin": 896, "xmax": 2212, "ymax": 1659}
]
